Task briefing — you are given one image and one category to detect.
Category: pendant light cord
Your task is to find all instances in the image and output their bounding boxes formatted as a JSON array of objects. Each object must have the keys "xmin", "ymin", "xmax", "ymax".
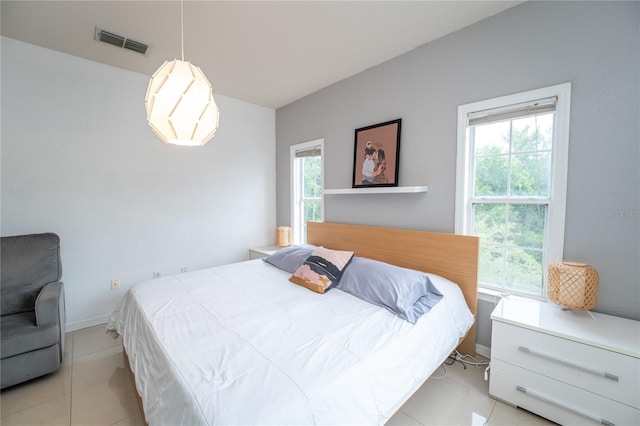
[{"xmin": 180, "ymin": 0, "xmax": 185, "ymax": 61}]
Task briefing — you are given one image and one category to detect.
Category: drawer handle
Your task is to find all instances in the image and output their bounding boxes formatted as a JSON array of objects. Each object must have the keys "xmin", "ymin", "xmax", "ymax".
[
  {"xmin": 516, "ymin": 385, "xmax": 615, "ymax": 426},
  {"xmin": 518, "ymin": 346, "xmax": 619, "ymax": 382}
]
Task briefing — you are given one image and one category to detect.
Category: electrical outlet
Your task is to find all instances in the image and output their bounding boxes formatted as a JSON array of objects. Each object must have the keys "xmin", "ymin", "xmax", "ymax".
[{"xmin": 111, "ymin": 279, "xmax": 120, "ymax": 290}]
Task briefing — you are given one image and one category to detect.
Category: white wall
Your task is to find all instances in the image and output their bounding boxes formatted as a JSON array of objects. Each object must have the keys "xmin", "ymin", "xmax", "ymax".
[{"xmin": 1, "ymin": 37, "xmax": 276, "ymax": 330}]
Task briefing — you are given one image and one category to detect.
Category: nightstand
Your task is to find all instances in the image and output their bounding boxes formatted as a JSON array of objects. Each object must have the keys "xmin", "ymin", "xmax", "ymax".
[
  {"xmin": 489, "ymin": 297, "xmax": 640, "ymax": 426},
  {"xmin": 248, "ymin": 244, "xmax": 280, "ymax": 260}
]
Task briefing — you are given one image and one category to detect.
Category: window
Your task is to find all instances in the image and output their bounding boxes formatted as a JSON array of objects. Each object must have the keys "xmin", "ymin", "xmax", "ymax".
[
  {"xmin": 455, "ymin": 83, "xmax": 571, "ymax": 298},
  {"xmin": 291, "ymin": 139, "xmax": 324, "ymax": 244}
]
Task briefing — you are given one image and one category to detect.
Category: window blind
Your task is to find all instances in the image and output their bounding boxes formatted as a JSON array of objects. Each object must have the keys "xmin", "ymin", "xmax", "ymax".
[
  {"xmin": 295, "ymin": 146, "xmax": 321, "ymax": 158},
  {"xmin": 467, "ymin": 96, "xmax": 557, "ymax": 126}
]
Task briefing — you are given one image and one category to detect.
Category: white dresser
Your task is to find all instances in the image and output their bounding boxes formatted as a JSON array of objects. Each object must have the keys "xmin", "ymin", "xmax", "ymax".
[{"xmin": 490, "ymin": 297, "xmax": 640, "ymax": 426}]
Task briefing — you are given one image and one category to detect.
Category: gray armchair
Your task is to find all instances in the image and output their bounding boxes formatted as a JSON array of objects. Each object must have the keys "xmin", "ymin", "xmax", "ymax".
[{"xmin": 1, "ymin": 233, "xmax": 65, "ymax": 389}]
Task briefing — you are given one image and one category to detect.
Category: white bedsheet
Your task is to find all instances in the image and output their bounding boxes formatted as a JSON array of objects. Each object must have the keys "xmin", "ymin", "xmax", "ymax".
[{"xmin": 107, "ymin": 259, "xmax": 474, "ymax": 425}]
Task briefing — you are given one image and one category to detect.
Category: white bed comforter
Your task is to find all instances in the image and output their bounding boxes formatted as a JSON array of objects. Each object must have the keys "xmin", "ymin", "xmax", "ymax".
[{"xmin": 107, "ymin": 259, "xmax": 473, "ymax": 425}]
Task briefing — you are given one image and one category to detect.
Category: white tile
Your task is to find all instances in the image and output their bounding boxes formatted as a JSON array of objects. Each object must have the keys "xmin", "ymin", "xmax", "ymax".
[
  {"xmin": 1, "ymin": 359, "xmax": 72, "ymax": 417},
  {"xmin": 400, "ymin": 374, "xmax": 496, "ymax": 426},
  {"xmin": 385, "ymin": 409, "xmax": 423, "ymax": 426},
  {"xmin": 111, "ymin": 412, "xmax": 146, "ymax": 426},
  {"xmin": 70, "ymin": 379, "xmax": 139, "ymax": 426},
  {"xmin": 487, "ymin": 400, "xmax": 557, "ymax": 426},
  {"xmin": 442, "ymin": 355, "xmax": 491, "ymax": 395},
  {"xmin": 72, "ymin": 324, "xmax": 121, "ymax": 358},
  {"xmin": 72, "ymin": 346, "xmax": 129, "ymax": 392},
  {"xmin": 1, "ymin": 394, "xmax": 71, "ymax": 426}
]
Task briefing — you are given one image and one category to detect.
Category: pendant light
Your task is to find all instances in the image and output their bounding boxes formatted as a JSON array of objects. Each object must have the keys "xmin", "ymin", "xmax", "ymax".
[{"xmin": 145, "ymin": 0, "xmax": 219, "ymax": 146}]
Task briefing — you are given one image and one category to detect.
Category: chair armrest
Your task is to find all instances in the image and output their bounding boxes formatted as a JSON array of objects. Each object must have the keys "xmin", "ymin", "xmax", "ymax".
[
  {"xmin": 35, "ymin": 281, "xmax": 66, "ymax": 360},
  {"xmin": 35, "ymin": 281, "xmax": 64, "ymax": 326}
]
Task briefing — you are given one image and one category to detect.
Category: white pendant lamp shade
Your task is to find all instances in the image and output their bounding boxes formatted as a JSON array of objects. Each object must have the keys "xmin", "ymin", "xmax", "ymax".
[{"xmin": 145, "ymin": 59, "xmax": 220, "ymax": 147}]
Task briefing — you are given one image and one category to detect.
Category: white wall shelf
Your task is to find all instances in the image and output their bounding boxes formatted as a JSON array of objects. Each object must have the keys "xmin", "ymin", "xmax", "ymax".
[{"xmin": 324, "ymin": 185, "xmax": 428, "ymax": 195}]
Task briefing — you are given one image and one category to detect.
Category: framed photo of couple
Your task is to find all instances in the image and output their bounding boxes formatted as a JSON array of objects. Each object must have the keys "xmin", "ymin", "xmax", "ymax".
[{"xmin": 352, "ymin": 118, "xmax": 401, "ymax": 188}]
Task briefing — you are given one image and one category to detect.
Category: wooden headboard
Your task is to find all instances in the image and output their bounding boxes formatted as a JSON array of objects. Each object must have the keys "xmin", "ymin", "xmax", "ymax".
[{"xmin": 306, "ymin": 221, "xmax": 478, "ymax": 355}]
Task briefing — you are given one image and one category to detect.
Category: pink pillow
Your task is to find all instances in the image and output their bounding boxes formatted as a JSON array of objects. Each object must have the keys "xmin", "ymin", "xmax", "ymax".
[{"xmin": 289, "ymin": 247, "xmax": 354, "ymax": 294}]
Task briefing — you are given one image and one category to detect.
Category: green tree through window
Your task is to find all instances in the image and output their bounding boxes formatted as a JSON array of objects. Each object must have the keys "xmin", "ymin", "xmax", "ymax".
[
  {"xmin": 291, "ymin": 140, "xmax": 324, "ymax": 244},
  {"xmin": 302, "ymin": 156, "xmax": 322, "ymax": 241},
  {"xmin": 457, "ymin": 84, "xmax": 571, "ymax": 300},
  {"xmin": 472, "ymin": 115, "xmax": 552, "ymax": 295}
]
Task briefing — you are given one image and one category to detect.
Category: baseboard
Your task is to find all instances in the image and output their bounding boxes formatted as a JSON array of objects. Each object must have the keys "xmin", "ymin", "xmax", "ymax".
[
  {"xmin": 476, "ymin": 343, "xmax": 491, "ymax": 359},
  {"xmin": 66, "ymin": 314, "xmax": 110, "ymax": 332}
]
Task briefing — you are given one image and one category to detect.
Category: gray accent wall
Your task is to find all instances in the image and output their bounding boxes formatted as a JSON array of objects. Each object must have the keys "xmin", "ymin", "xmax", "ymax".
[{"xmin": 276, "ymin": 1, "xmax": 640, "ymax": 348}]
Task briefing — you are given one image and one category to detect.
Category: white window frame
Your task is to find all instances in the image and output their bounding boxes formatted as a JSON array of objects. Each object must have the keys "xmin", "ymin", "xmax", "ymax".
[
  {"xmin": 455, "ymin": 83, "xmax": 571, "ymax": 301},
  {"xmin": 290, "ymin": 139, "xmax": 324, "ymax": 244}
]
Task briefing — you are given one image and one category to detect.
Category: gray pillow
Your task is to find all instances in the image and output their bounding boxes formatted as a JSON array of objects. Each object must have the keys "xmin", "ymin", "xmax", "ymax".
[
  {"xmin": 262, "ymin": 244, "xmax": 316, "ymax": 274},
  {"xmin": 337, "ymin": 257, "xmax": 443, "ymax": 324}
]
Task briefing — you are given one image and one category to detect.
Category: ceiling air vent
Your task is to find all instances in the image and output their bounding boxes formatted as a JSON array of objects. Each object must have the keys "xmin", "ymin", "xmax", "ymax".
[{"xmin": 95, "ymin": 27, "xmax": 150, "ymax": 56}]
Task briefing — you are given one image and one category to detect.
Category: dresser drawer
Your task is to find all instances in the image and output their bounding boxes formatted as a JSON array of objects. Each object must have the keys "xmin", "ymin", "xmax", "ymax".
[
  {"xmin": 490, "ymin": 359, "xmax": 640, "ymax": 426},
  {"xmin": 491, "ymin": 321, "xmax": 640, "ymax": 408}
]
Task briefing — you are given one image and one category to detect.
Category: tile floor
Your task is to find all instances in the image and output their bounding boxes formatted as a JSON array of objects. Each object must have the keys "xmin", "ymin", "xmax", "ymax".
[{"xmin": 0, "ymin": 324, "xmax": 555, "ymax": 426}]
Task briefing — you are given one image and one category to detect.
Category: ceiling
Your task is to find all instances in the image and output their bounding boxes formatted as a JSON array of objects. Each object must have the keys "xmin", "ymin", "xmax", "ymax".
[{"xmin": 1, "ymin": 1, "xmax": 522, "ymax": 109}]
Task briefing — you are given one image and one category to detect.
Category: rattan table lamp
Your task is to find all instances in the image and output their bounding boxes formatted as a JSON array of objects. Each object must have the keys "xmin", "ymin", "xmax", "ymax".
[
  {"xmin": 275, "ymin": 226, "xmax": 292, "ymax": 247},
  {"xmin": 547, "ymin": 261, "xmax": 599, "ymax": 310}
]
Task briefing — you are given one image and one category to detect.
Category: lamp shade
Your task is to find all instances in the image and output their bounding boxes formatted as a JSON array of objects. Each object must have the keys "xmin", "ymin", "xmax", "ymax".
[
  {"xmin": 276, "ymin": 226, "xmax": 292, "ymax": 247},
  {"xmin": 145, "ymin": 59, "xmax": 219, "ymax": 146},
  {"xmin": 547, "ymin": 261, "xmax": 599, "ymax": 310}
]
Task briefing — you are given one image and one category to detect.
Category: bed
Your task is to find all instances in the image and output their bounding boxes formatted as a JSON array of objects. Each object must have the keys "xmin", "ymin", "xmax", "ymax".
[{"xmin": 107, "ymin": 222, "xmax": 478, "ymax": 425}]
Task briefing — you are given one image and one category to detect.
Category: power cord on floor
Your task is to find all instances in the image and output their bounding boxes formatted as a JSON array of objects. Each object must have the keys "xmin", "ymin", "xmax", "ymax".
[
  {"xmin": 431, "ymin": 362, "xmax": 448, "ymax": 379},
  {"xmin": 434, "ymin": 351, "xmax": 491, "ymax": 380},
  {"xmin": 450, "ymin": 350, "xmax": 492, "ymax": 382},
  {"xmin": 453, "ymin": 349, "xmax": 490, "ymax": 368},
  {"xmin": 444, "ymin": 352, "xmax": 467, "ymax": 369}
]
